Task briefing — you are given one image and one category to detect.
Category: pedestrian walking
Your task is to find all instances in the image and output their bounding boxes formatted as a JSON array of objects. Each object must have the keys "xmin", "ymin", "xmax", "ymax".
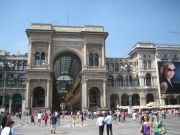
[
  {"xmin": 50, "ymin": 113, "xmax": 57, "ymax": 134},
  {"xmin": 37, "ymin": 111, "xmax": 42, "ymax": 127},
  {"xmin": 43, "ymin": 113, "xmax": 49, "ymax": 126},
  {"xmin": 80, "ymin": 112, "xmax": 84, "ymax": 127},
  {"xmin": 71, "ymin": 112, "xmax": 76, "ymax": 127},
  {"xmin": 104, "ymin": 112, "xmax": 113, "ymax": 135},
  {"xmin": 152, "ymin": 113, "xmax": 166, "ymax": 135},
  {"xmin": 139, "ymin": 115, "xmax": 152, "ymax": 135},
  {"xmin": 31, "ymin": 113, "xmax": 35, "ymax": 125},
  {"xmin": 96, "ymin": 113, "xmax": 105, "ymax": 135}
]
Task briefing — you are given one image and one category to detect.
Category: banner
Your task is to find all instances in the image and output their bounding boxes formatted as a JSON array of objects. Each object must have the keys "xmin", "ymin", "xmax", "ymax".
[{"xmin": 158, "ymin": 61, "xmax": 180, "ymax": 94}]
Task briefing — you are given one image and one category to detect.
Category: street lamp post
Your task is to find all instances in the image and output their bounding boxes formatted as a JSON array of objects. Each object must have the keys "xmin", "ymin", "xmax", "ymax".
[{"xmin": 0, "ymin": 61, "xmax": 14, "ymax": 112}]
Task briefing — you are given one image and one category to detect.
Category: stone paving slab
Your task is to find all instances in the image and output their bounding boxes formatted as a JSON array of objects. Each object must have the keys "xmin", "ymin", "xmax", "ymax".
[{"xmin": 12, "ymin": 116, "xmax": 180, "ymax": 135}]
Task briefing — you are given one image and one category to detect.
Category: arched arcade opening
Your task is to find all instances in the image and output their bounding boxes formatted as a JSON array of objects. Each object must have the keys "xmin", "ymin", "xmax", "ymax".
[{"xmin": 53, "ymin": 51, "xmax": 82, "ymax": 111}]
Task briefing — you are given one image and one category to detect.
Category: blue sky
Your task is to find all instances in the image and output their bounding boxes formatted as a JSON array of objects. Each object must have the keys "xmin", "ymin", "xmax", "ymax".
[{"xmin": 0, "ymin": 0, "xmax": 180, "ymax": 57}]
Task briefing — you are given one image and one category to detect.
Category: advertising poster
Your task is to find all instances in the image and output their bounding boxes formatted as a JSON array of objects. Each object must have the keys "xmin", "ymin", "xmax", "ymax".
[{"xmin": 158, "ymin": 61, "xmax": 180, "ymax": 94}]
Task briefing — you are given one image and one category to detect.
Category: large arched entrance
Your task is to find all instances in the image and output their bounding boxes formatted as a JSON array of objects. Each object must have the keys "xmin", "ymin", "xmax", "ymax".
[
  {"xmin": 121, "ymin": 94, "xmax": 129, "ymax": 106},
  {"xmin": 53, "ymin": 52, "xmax": 81, "ymax": 111},
  {"xmin": 132, "ymin": 93, "xmax": 140, "ymax": 106},
  {"xmin": 89, "ymin": 87, "xmax": 100, "ymax": 109},
  {"xmin": 146, "ymin": 93, "xmax": 154, "ymax": 104},
  {"xmin": 12, "ymin": 93, "xmax": 22, "ymax": 113},
  {"xmin": 0, "ymin": 94, "xmax": 10, "ymax": 112},
  {"xmin": 165, "ymin": 95, "xmax": 177, "ymax": 105},
  {"xmin": 110, "ymin": 94, "xmax": 119, "ymax": 110},
  {"xmin": 0, "ymin": 95, "xmax": 3, "ymax": 107},
  {"xmin": 33, "ymin": 87, "xmax": 45, "ymax": 108}
]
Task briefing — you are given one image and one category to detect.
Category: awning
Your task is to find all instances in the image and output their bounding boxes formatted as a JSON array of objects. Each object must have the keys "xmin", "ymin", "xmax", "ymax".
[{"xmin": 146, "ymin": 102, "xmax": 160, "ymax": 108}]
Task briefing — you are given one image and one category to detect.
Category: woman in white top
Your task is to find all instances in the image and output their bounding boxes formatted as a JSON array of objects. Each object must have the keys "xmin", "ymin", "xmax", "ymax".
[
  {"xmin": 1, "ymin": 119, "xmax": 14, "ymax": 135},
  {"xmin": 96, "ymin": 113, "xmax": 105, "ymax": 135}
]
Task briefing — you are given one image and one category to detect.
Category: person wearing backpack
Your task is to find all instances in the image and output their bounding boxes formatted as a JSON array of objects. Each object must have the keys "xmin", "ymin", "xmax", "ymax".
[{"xmin": 96, "ymin": 113, "xmax": 105, "ymax": 135}]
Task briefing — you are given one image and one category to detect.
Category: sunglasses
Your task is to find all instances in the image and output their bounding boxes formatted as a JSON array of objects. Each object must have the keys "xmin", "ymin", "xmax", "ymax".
[{"xmin": 166, "ymin": 68, "xmax": 176, "ymax": 72}]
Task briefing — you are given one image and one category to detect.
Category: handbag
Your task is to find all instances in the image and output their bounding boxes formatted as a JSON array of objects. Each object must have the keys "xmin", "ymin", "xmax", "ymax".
[{"xmin": 158, "ymin": 121, "xmax": 167, "ymax": 134}]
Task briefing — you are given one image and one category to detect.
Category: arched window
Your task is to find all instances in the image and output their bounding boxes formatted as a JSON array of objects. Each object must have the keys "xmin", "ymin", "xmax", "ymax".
[
  {"xmin": 146, "ymin": 93, "xmax": 154, "ymax": 104},
  {"xmin": 109, "ymin": 63, "xmax": 114, "ymax": 72},
  {"xmin": 177, "ymin": 96, "xmax": 180, "ymax": 105},
  {"xmin": 41, "ymin": 52, "xmax": 45, "ymax": 65},
  {"xmin": 106, "ymin": 64, "xmax": 109, "ymax": 70},
  {"xmin": 2, "ymin": 94, "xmax": 10, "ymax": 109},
  {"xmin": 121, "ymin": 94, "xmax": 129, "ymax": 106},
  {"xmin": 115, "ymin": 63, "xmax": 119, "ymax": 72},
  {"xmin": 18, "ymin": 74, "xmax": 26, "ymax": 86},
  {"xmin": 18, "ymin": 61, "xmax": 23, "ymax": 70},
  {"xmin": 117, "ymin": 75, "xmax": 123, "ymax": 86},
  {"xmin": 165, "ymin": 95, "xmax": 177, "ymax": 105},
  {"xmin": 34, "ymin": 52, "xmax": 46, "ymax": 65},
  {"xmin": 146, "ymin": 73, "xmax": 151, "ymax": 86},
  {"xmin": 108, "ymin": 76, "xmax": 114, "ymax": 86},
  {"xmin": 124, "ymin": 76, "xmax": 128, "ymax": 86},
  {"xmin": 35, "ymin": 52, "xmax": 41, "ymax": 65},
  {"xmin": 0, "ymin": 74, "xmax": 3, "ymax": 86},
  {"xmin": 12, "ymin": 94, "xmax": 22, "ymax": 112},
  {"xmin": 7, "ymin": 74, "xmax": 14, "ymax": 86},
  {"xmin": 120, "ymin": 63, "xmax": 123, "ymax": 71},
  {"xmin": 89, "ymin": 53, "xmax": 99, "ymax": 66},
  {"xmin": 110, "ymin": 94, "xmax": 119, "ymax": 109},
  {"xmin": 132, "ymin": 94, "xmax": 140, "ymax": 106},
  {"xmin": 89, "ymin": 87, "xmax": 100, "ymax": 108},
  {"xmin": 129, "ymin": 76, "xmax": 133, "ymax": 86},
  {"xmin": 148, "ymin": 60, "xmax": 151, "ymax": 69},
  {"xmin": 94, "ymin": 53, "xmax": 99, "ymax": 66},
  {"xmin": 23, "ymin": 61, "xmax": 27, "ymax": 70},
  {"xmin": 33, "ymin": 87, "xmax": 45, "ymax": 107},
  {"xmin": 89, "ymin": 53, "xmax": 93, "ymax": 66},
  {"xmin": 143, "ymin": 60, "xmax": 147, "ymax": 69},
  {"xmin": 134, "ymin": 75, "xmax": 139, "ymax": 86}
]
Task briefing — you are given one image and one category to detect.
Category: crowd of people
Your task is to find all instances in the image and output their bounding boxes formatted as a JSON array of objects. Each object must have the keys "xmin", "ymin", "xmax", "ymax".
[
  {"xmin": 96, "ymin": 108, "xmax": 180, "ymax": 135},
  {"xmin": 0, "ymin": 108, "xmax": 179, "ymax": 135}
]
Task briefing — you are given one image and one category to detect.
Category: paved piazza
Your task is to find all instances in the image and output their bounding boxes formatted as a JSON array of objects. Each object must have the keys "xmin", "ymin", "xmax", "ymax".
[{"xmin": 12, "ymin": 115, "xmax": 180, "ymax": 135}]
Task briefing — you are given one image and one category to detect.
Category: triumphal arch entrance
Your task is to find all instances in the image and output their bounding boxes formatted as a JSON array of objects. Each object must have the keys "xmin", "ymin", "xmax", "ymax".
[{"xmin": 25, "ymin": 23, "xmax": 108, "ymax": 113}]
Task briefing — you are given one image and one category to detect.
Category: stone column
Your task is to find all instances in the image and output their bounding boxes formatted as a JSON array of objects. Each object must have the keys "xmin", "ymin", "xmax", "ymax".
[
  {"xmin": 103, "ymin": 79, "xmax": 106, "ymax": 107},
  {"xmin": 48, "ymin": 42, "xmax": 51, "ymax": 68},
  {"xmin": 9, "ymin": 99, "xmax": 12, "ymax": 114},
  {"xmin": 151, "ymin": 77, "xmax": 153, "ymax": 86},
  {"xmin": 119, "ymin": 95, "xmax": 121, "ymax": 106},
  {"xmin": 84, "ymin": 43, "xmax": 87, "ymax": 66},
  {"xmin": 22, "ymin": 99, "xmax": 26, "ymax": 115},
  {"xmin": 140, "ymin": 97, "xmax": 146, "ymax": 106},
  {"xmin": 102, "ymin": 43, "xmax": 105, "ymax": 66},
  {"xmin": 25, "ymin": 79, "xmax": 30, "ymax": 111},
  {"xmin": 81, "ymin": 79, "xmax": 87, "ymax": 110},
  {"xmin": 160, "ymin": 98, "xmax": 166, "ymax": 105},
  {"xmin": 129, "ymin": 95, "xmax": 132, "ymax": 106},
  {"xmin": 27, "ymin": 41, "xmax": 32, "ymax": 66},
  {"xmin": 144, "ymin": 77, "xmax": 146, "ymax": 86},
  {"xmin": 46, "ymin": 80, "xmax": 51, "ymax": 109},
  {"xmin": 140, "ymin": 77, "xmax": 144, "ymax": 87}
]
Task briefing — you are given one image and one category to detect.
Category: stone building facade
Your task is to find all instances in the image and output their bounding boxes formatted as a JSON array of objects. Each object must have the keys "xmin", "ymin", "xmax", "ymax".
[
  {"xmin": 0, "ymin": 23, "xmax": 180, "ymax": 114},
  {"xmin": 0, "ymin": 51, "xmax": 27, "ymax": 113}
]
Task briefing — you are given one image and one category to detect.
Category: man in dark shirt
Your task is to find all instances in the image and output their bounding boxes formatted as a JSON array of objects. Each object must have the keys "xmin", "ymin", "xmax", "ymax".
[{"xmin": 50, "ymin": 113, "xmax": 57, "ymax": 134}]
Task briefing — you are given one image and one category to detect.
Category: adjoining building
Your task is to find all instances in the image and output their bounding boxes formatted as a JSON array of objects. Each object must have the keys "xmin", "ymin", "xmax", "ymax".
[
  {"xmin": 0, "ymin": 23, "xmax": 180, "ymax": 114},
  {"xmin": 0, "ymin": 50, "xmax": 27, "ymax": 113}
]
